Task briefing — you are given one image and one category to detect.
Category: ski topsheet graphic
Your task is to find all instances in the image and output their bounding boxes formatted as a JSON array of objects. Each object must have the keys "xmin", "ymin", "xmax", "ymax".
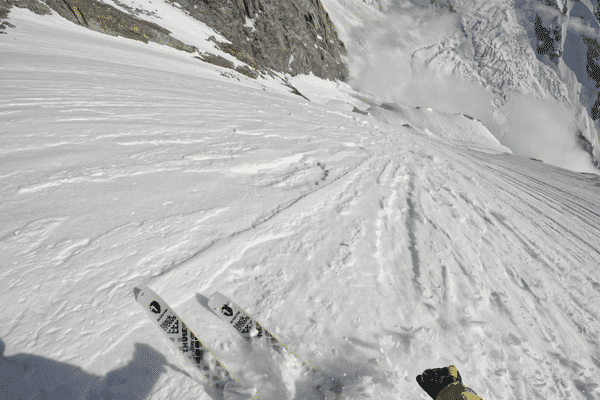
[
  {"xmin": 136, "ymin": 287, "xmax": 262, "ymax": 398},
  {"xmin": 208, "ymin": 292, "xmax": 342, "ymax": 398},
  {"xmin": 208, "ymin": 292, "xmax": 319, "ymax": 371}
]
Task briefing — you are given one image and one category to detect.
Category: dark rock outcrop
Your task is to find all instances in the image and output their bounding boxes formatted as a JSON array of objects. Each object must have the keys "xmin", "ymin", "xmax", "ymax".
[
  {"xmin": 533, "ymin": 12, "xmax": 562, "ymax": 65},
  {"xmin": 41, "ymin": 0, "xmax": 197, "ymax": 53},
  {"xmin": 0, "ymin": 0, "xmax": 50, "ymax": 32},
  {"xmin": 578, "ymin": 130, "xmax": 599, "ymax": 167},
  {"xmin": 165, "ymin": 0, "xmax": 348, "ymax": 81},
  {"xmin": 0, "ymin": 5, "xmax": 14, "ymax": 34},
  {"xmin": 430, "ymin": 0, "xmax": 455, "ymax": 13},
  {"xmin": 195, "ymin": 52, "xmax": 259, "ymax": 79},
  {"xmin": 0, "ymin": 0, "xmax": 197, "ymax": 52},
  {"xmin": 2, "ymin": 0, "xmax": 348, "ymax": 82},
  {"xmin": 1, "ymin": 0, "xmax": 50, "ymax": 16}
]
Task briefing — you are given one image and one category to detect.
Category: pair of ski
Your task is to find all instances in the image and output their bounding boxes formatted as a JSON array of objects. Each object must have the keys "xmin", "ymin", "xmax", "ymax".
[{"xmin": 136, "ymin": 287, "xmax": 341, "ymax": 399}]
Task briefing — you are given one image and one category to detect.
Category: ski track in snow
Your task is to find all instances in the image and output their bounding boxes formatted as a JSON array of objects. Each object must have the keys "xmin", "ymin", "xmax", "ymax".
[{"xmin": 1, "ymin": 6, "xmax": 600, "ymax": 400}]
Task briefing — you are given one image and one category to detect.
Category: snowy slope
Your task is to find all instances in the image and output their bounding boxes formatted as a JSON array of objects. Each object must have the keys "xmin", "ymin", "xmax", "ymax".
[
  {"xmin": 2, "ymin": 5, "xmax": 600, "ymax": 400},
  {"xmin": 330, "ymin": 0, "xmax": 599, "ymax": 172}
]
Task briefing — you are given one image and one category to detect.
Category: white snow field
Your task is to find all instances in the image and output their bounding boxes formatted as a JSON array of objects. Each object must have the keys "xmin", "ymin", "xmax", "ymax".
[{"xmin": 2, "ymin": 5, "xmax": 600, "ymax": 400}]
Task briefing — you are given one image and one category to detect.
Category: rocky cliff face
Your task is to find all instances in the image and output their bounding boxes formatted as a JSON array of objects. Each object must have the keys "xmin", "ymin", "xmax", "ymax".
[
  {"xmin": 0, "ymin": 0, "xmax": 348, "ymax": 82},
  {"xmin": 1, "ymin": 0, "xmax": 50, "ymax": 32},
  {"xmin": 0, "ymin": 0, "xmax": 197, "ymax": 51},
  {"xmin": 518, "ymin": 0, "xmax": 600, "ymax": 166},
  {"xmin": 48, "ymin": 0, "xmax": 197, "ymax": 52},
  {"xmin": 167, "ymin": 0, "xmax": 348, "ymax": 81}
]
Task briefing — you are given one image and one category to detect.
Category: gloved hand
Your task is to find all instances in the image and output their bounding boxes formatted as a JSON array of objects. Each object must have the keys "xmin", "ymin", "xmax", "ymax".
[{"xmin": 416, "ymin": 365, "xmax": 463, "ymax": 399}]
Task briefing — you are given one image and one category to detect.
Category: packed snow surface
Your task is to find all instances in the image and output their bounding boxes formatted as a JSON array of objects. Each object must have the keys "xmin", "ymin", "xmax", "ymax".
[{"xmin": 2, "ymin": 6, "xmax": 600, "ymax": 400}]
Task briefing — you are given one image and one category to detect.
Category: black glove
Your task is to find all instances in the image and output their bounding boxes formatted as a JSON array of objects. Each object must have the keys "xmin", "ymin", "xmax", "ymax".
[{"xmin": 416, "ymin": 365, "xmax": 463, "ymax": 399}]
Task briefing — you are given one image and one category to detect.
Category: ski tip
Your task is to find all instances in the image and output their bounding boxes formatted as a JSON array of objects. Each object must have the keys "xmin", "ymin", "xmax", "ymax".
[
  {"xmin": 208, "ymin": 291, "xmax": 227, "ymax": 308},
  {"xmin": 136, "ymin": 287, "xmax": 160, "ymax": 301}
]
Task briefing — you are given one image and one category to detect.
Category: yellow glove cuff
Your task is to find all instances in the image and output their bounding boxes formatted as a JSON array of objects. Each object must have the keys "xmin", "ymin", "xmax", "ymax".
[{"xmin": 436, "ymin": 382, "xmax": 483, "ymax": 400}]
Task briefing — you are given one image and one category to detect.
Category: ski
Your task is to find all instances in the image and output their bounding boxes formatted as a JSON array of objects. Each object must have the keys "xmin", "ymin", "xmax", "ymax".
[
  {"xmin": 208, "ymin": 292, "xmax": 314, "ymax": 367},
  {"xmin": 208, "ymin": 292, "xmax": 342, "ymax": 398},
  {"xmin": 136, "ymin": 287, "xmax": 262, "ymax": 399}
]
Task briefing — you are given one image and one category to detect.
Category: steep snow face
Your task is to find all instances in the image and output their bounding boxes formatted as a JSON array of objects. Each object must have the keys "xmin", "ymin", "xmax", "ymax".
[
  {"xmin": 329, "ymin": 0, "xmax": 599, "ymax": 172},
  {"xmin": 512, "ymin": 0, "xmax": 600, "ymax": 163},
  {"xmin": 562, "ymin": 2, "xmax": 600, "ymax": 115},
  {"xmin": 2, "ymin": 5, "xmax": 600, "ymax": 400}
]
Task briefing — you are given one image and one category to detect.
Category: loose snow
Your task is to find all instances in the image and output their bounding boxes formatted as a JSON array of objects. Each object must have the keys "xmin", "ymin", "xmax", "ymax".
[{"xmin": 1, "ymin": 4, "xmax": 600, "ymax": 400}]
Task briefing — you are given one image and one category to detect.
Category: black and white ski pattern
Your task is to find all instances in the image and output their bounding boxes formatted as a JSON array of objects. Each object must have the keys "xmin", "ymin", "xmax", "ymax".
[
  {"xmin": 208, "ymin": 292, "xmax": 342, "ymax": 398},
  {"xmin": 137, "ymin": 287, "xmax": 263, "ymax": 398},
  {"xmin": 208, "ymin": 292, "xmax": 319, "ymax": 371}
]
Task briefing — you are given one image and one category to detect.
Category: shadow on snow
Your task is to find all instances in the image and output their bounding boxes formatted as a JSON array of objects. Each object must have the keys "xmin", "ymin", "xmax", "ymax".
[{"xmin": 0, "ymin": 338, "xmax": 202, "ymax": 399}]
